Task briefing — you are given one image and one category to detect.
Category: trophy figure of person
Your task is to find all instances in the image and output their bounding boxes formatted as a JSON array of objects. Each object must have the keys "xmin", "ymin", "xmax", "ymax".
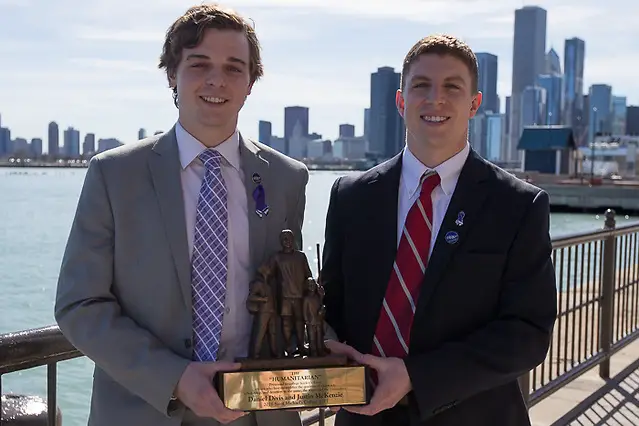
[
  {"xmin": 303, "ymin": 277, "xmax": 327, "ymax": 357},
  {"xmin": 259, "ymin": 229, "xmax": 312, "ymax": 357},
  {"xmin": 246, "ymin": 266, "xmax": 281, "ymax": 358}
]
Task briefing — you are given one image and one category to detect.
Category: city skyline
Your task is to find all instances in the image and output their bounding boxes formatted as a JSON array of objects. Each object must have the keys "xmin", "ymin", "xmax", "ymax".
[{"xmin": 1, "ymin": 0, "xmax": 637, "ymax": 147}]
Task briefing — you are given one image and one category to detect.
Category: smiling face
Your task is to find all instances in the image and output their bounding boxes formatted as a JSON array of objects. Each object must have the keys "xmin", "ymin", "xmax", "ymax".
[
  {"xmin": 396, "ymin": 35, "xmax": 482, "ymax": 166},
  {"xmin": 169, "ymin": 29, "xmax": 253, "ymax": 142},
  {"xmin": 158, "ymin": 4, "xmax": 263, "ymax": 146},
  {"xmin": 397, "ymin": 54, "xmax": 481, "ymax": 155}
]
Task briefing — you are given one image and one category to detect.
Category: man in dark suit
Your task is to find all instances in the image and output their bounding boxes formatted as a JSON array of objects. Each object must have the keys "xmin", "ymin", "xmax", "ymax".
[{"xmin": 320, "ymin": 34, "xmax": 557, "ymax": 426}]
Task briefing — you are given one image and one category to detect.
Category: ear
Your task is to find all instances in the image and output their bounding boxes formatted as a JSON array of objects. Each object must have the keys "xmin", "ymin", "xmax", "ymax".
[
  {"xmin": 168, "ymin": 72, "xmax": 176, "ymax": 90},
  {"xmin": 396, "ymin": 89, "xmax": 405, "ymax": 118},
  {"xmin": 469, "ymin": 91, "xmax": 483, "ymax": 119},
  {"xmin": 247, "ymin": 81, "xmax": 254, "ymax": 96}
]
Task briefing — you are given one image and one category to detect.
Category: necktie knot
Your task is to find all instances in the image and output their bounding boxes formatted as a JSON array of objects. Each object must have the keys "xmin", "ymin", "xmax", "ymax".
[
  {"xmin": 420, "ymin": 171, "xmax": 440, "ymax": 197},
  {"xmin": 199, "ymin": 149, "xmax": 223, "ymax": 171}
]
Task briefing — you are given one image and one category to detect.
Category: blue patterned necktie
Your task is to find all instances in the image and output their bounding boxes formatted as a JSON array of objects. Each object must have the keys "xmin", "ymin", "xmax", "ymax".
[{"xmin": 191, "ymin": 149, "xmax": 228, "ymax": 361}]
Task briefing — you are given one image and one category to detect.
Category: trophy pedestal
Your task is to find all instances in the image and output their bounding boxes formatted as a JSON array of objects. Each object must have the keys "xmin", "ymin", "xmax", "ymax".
[{"xmin": 217, "ymin": 354, "xmax": 370, "ymax": 411}]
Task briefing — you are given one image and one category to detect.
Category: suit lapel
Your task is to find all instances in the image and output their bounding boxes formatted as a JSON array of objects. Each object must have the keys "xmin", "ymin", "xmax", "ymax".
[
  {"xmin": 239, "ymin": 134, "xmax": 270, "ymax": 270},
  {"xmin": 413, "ymin": 150, "xmax": 492, "ymax": 317},
  {"xmin": 365, "ymin": 154, "xmax": 403, "ymax": 311},
  {"xmin": 148, "ymin": 127, "xmax": 192, "ymax": 309}
]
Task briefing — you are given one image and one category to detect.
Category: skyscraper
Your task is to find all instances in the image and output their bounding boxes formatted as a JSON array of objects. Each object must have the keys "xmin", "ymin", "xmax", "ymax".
[
  {"xmin": 369, "ymin": 66, "xmax": 404, "ymax": 158},
  {"xmin": 339, "ymin": 124, "xmax": 355, "ymax": 138},
  {"xmin": 510, "ymin": 6, "xmax": 547, "ymax": 161},
  {"xmin": 475, "ymin": 53, "xmax": 499, "ymax": 115},
  {"xmin": 537, "ymin": 74, "xmax": 564, "ymax": 125},
  {"xmin": 588, "ymin": 84, "xmax": 612, "ymax": 143},
  {"xmin": 363, "ymin": 108, "xmax": 371, "ymax": 142},
  {"xmin": 284, "ymin": 106, "xmax": 309, "ymax": 155},
  {"xmin": 563, "ymin": 38, "xmax": 586, "ymax": 137},
  {"xmin": 48, "ymin": 121, "xmax": 59, "ymax": 157},
  {"xmin": 63, "ymin": 127, "xmax": 81, "ymax": 158},
  {"xmin": 521, "ymin": 86, "xmax": 547, "ymax": 127},
  {"xmin": 627, "ymin": 106, "xmax": 639, "ymax": 135},
  {"xmin": 545, "ymin": 48, "xmax": 561, "ymax": 74},
  {"xmin": 612, "ymin": 96, "xmax": 627, "ymax": 136},
  {"xmin": 258, "ymin": 120, "xmax": 272, "ymax": 146}
]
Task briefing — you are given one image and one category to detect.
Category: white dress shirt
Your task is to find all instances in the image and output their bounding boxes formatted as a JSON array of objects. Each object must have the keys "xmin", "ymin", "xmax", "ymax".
[
  {"xmin": 397, "ymin": 143, "xmax": 470, "ymax": 256},
  {"xmin": 175, "ymin": 122, "xmax": 252, "ymax": 360}
]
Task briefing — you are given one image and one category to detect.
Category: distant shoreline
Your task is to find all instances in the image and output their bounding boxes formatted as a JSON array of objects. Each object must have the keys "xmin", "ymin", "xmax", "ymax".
[{"xmin": 0, "ymin": 162, "xmax": 365, "ymax": 171}]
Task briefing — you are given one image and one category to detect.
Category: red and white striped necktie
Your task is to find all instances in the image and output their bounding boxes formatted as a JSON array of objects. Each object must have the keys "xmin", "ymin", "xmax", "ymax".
[{"xmin": 372, "ymin": 171, "xmax": 440, "ymax": 359}]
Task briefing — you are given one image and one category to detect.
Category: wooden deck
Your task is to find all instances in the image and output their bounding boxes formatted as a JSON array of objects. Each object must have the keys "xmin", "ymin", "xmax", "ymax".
[{"xmin": 530, "ymin": 338, "xmax": 639, "ymax": 425}]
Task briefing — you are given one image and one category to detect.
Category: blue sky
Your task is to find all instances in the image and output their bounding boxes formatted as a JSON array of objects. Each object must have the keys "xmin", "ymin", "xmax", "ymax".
[{"xmin": 0, "ymin": 0, "xmax": 637, "ymax": 148}]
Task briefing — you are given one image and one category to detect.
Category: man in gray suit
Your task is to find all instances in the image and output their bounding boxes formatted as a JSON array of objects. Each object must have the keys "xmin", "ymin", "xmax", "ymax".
[{"xmin": 54, "ymin": 4, "xmax": 308, "ymax": 426}]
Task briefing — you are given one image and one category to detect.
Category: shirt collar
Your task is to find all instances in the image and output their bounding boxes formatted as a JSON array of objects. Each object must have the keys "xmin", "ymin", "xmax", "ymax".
[
  {"xmin": 401, "ymin": 142, "xmax": 470, "ymax": 198},
  {"xmin": 175, "ymin": 121, "xmax": 241, "ymax": 171}
]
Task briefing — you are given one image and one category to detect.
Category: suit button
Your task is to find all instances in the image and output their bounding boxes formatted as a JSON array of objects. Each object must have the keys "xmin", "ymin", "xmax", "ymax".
[{"xmin": 184, "ymin": 339, "xmax": 192, "ymax": 349}]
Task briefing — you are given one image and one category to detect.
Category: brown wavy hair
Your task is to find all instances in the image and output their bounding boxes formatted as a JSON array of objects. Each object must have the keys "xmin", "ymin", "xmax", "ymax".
[{"xmin": 401, "ymin": 34, "xmax": 478, "ymax": 93}]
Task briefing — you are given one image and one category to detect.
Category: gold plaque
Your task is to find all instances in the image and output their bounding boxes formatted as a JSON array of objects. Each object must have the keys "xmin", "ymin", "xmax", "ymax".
[
  {"xmin": 217, "ymin": 231, "xmax": 370, "ymax": 411},
  {"xmin": 218, "ymin": 364, "xmax": 368, "ymax": 411}
]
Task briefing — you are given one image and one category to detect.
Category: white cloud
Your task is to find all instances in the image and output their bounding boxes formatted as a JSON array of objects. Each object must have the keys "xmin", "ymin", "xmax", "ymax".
[
  {"xmin": 73, "ymin": 27, "xmax": 164, "ymax": 43},
  {"xmin": 68, "ymin": 58, "xmax": 156, "ymax": 73}
]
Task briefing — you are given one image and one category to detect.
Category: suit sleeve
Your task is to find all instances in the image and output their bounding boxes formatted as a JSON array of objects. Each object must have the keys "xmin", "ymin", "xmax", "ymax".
[
  {"xmin": 321, "ymin": 177, "xmax": 346, "ymax": 341},
  {"xmin": 290, "ymin": 165, "xmax": 309, "ymax": 251},
  {"xmin": 54, "ymin": 158, "xmax": 190, "ymax": 417},
  {"xmin": 403, "ymin": 190, "xmax": 557, "ymax": 421}
]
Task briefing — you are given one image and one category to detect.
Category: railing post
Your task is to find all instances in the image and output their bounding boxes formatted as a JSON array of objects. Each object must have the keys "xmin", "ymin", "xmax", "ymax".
[{"xmin": 599, "ymin": 208, "xmax": 616, "ymax": 379}]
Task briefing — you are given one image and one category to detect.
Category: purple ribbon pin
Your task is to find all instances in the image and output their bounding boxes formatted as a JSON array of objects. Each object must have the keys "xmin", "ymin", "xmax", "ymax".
[{"xmin": 252, "ymin": 183, "xmax": 269, "ymax": 218}]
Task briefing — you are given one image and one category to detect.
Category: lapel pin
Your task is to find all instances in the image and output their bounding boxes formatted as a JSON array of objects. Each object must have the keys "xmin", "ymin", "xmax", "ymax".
[
  {"xmin": 252, "ymin": 172, "xmax": 262, "ymax": 184},
  {"xmin": 445, "ymin": 231, "xmax": 459, "ymax": 245},
  {"xmin": 455, "ymin": 211, "xmax": 465, "ymax": 227},
  {"xmin": 252, "ymin": 184, "xmax": 269, "ymax": 218}
]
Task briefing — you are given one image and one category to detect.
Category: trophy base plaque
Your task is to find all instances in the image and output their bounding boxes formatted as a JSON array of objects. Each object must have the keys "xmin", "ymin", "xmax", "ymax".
[{"xmin": 217, "ymin": 354, "xmax": 370, "ymax": 411}]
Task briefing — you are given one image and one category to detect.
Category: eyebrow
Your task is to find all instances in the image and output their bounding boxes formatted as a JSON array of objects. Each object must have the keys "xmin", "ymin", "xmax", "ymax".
[
  {"xmin": 411, "ymin": 75, "xmax": 467, "ymax": 85},
  {"xmin": 185, "ymin": 54, "xmax": 247, "ymax": 66}
]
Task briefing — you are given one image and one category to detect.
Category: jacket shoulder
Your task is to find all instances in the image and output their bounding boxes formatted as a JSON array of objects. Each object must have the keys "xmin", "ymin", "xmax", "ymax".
[
  {"xmin": 247, "ymin": 137, "xmax": 308, "ymax": 178},
  {"xmin": 92, "ymin": 134, "xmax": 159, "ymax": 161},
  {"xmin": 332, "ymin": 155, "xmax": 399, "ymax": 194},
  {"xmin": 483, "ymin": 159, "xmax": 546, "ymax": 201}
]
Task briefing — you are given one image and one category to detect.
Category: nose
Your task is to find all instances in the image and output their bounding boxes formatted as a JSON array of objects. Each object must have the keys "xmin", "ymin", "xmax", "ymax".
[
  {"xmin": 205, "ymin": 67, "xmax": 226, "ymax": 87},
  {"xmin": 426, "ymin": 86, "xmax": 445, "ymax": 104}
]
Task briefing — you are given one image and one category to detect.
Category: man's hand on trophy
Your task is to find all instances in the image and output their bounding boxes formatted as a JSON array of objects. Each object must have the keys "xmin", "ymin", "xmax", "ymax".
[
  {"xmin": 323, "ymin": 340, "xmax": 411, "ymax": 416},
  {"xmin": 323, "ymin": 339, "xmax": 362, "ymax": 360},
  {"xmin": 342, "ymin": 354, "xmax": 411, "ymax": 416},
  {"xmin": 174, "ymin": 361, "xmax": 247, "ymax": 424}
]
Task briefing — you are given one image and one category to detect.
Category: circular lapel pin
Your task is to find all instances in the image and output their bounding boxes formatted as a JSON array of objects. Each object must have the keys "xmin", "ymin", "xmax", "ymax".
[
  {"xmin": 252, "ymin": 173, "xmax": 262, "ymax": 184},
  {"xmin": 445, "ymin": 231, "xmax": 459, "ymax": 245}
]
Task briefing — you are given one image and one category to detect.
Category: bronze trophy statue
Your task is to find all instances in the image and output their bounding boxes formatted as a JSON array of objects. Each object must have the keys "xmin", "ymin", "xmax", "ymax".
[
  {"xmin": 246, "ymin": 265, "xmax": 281, "ymax": 359},
  {"xmin": 216, "ymin": 229, "xmax": 369, "ymax": 411},
  {"xmin": 303, "ymin": 277, "xmax": 326, "ymax": 357}
]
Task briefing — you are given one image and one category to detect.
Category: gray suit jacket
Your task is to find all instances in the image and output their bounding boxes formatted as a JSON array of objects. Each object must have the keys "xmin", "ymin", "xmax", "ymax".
[{"xmin": 54, "ymin": 128, "xmax": 309, "ymax": 426}]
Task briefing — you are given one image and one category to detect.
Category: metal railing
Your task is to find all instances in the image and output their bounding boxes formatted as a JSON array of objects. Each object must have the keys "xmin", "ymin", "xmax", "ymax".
[
  {"xmin": 520, "ymin": 209, "xmax": 639, "ymax": 407},
  {"xmin": 2, "ymin": 209, "xmax": 639, "ymax": 425}
]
